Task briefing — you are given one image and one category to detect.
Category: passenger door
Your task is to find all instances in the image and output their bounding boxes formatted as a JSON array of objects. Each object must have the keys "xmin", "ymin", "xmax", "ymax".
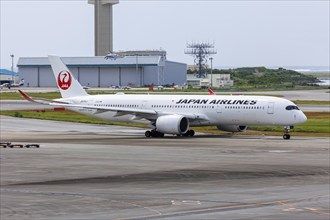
[
  {"xmin": 267, "ymin": 102, "xmax": 274, "ymax": 114},
  {"xmin": 216, "ymin": 105, "xmax": 222, "ymax": 113},
  {"xmin": 141, "ymin": 100, "xmax": 148, "ymax": 109}
]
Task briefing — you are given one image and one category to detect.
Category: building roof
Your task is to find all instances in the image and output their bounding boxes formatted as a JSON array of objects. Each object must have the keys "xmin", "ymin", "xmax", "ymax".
[
  {"xmin": 0, "ymin": 69, "xmax": 18, "ymax": 76},
  {"xmin": 17, "ymin": 56, "xmax": 162, "ymax": 67},
  {"xmin": 115, "ymin": 50, "xmax": 166, "ymax": 58}
]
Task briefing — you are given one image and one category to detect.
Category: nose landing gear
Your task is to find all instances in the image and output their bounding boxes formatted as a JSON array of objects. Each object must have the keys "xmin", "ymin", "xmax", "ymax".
[
  {"xmin": 283, "ymin": 133, "xmax": 290, "ymax": 140},
  {"xmin": 283, "ymin": 126, "xmax": 294, "ymax": 140}
]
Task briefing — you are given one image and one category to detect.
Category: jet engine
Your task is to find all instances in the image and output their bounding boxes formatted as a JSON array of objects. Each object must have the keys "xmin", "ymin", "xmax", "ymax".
[
  {"xmin": 217, "ymin": 125, "xmax": 247, "ymax": 132},
  {"xmin": 156, "ymin": 115, "xmax": 189, "ymax": 135}
]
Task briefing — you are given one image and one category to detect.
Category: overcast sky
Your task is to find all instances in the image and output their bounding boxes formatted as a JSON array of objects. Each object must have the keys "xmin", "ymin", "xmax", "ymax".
[{"xmin": 1, "ymin": 0, "xmax": 329, "ymax": 70}]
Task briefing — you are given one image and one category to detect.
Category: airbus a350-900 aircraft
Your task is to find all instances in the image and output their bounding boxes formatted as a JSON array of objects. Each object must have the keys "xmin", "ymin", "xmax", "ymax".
[{"xmin": 19, "ymin": 55, "xmax": 307, "ymax": 139}]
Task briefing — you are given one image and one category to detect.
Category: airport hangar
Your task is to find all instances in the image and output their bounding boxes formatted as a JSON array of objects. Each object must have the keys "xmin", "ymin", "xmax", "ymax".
[
  {"xmin": 0, "ymin": 69, "xmax": 19, "ymax": 85},
  {"xmin": 17, "ymin": 55, "xmax": 187, "ymax": 87}
]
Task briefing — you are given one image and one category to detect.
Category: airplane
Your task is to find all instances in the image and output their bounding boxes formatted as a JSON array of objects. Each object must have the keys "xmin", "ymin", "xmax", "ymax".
[
  {"xmin": 0, "ymin": 83, "xmax": 10, "ymax": 88},
  {"xmin": 19, "ymin": 55, "xmax": 307, "ymax": 140},
  {"xmin": 11, "ymin": 79, "xmax": 25, "ymax": 87},
  {"xmin": 1, "ymin": 79, "xmax": 24, "ymax": 89},
  {"xmin": 104, "ymin": 52, "xmax": 125, "ymax": 60}
]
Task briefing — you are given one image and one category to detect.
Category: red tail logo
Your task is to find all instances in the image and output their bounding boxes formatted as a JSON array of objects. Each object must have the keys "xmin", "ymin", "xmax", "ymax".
[{"xmin": 58, "ymin": 71, "xmax": 72, "ymax": 90}]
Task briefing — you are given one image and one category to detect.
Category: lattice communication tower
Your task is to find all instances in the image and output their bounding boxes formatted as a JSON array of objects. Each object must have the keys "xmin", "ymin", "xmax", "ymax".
[{"xmin": 185, "ymin": 42, "xmax": 217, "ymax": 78}]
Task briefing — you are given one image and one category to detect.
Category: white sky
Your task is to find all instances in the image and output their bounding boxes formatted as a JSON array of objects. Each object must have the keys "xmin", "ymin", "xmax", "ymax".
[{"xmin": 1, "ymin": 0, "xmax": 329, "ymax": 70}]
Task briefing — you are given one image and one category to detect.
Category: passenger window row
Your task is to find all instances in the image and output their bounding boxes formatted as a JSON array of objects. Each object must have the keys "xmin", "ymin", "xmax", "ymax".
[
  {"xmin": 95, "ymin": 104, "xmax": 138, "ymax": 108},
  {"xmin": 151, "ymin": 105, "xmax": 215, "ymax": 109}
]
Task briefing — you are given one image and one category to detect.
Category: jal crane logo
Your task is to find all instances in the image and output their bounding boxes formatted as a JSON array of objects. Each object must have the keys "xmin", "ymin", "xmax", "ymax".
[{"xmin": 57, "ymin": 71, "xmax": 72, "ymax": 90}]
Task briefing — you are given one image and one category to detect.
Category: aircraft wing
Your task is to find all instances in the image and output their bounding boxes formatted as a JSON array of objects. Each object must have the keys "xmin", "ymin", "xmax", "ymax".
[
  {"xmin": 49, "ymin": 102, "xmax": 158, "ymax": 115},
  {"xmin": 48, "ymin": 102, "xmax": 208, "ymax": 121},
  {"xmin": 19, "ymin": 90, "xmax": 209, "ymax": 121},
  {"xmin": 19, "ymin": 90, "xmax": 69, "ymax": 105},
  {"xmin": 208, "ymin": 88, "xmax": 216, "ymax": 95}
]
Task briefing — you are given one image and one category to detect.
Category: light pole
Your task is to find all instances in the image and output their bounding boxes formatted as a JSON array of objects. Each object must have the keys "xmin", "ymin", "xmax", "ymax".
[
  {"xmin": 136, "ymin": 53, "xmax": 138, "ymax": 80},
  {"xmin": 10, "ymin": 54, "xmax": 14, "ymax": 72},
  {"xmin": 209, "ymin": 57, "xmax": 213, "ymax": 88},
  {"xmin": 10, "ymin": 54, "xmax": 14, "ymax": 84}
]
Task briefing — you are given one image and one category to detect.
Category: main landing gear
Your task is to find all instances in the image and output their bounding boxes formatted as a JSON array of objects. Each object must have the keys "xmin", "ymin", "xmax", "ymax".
[
  {"xmin": 183, "ymin": 130, "xmax": 195, "ymax": 137},
  {"xmin": 144, "ymin": 129, "xmax": 195, "ymax": 138},
  {"xmin": 283, "ymin": 126, "xmax": 293, "ymax": 140},
  {"xmin": 176, "ymin": 130, "xmax": 195, "ymax": 137},
  {"xmin": 145, "ymin": 129, "xmax": 164, "ymax": 138}
]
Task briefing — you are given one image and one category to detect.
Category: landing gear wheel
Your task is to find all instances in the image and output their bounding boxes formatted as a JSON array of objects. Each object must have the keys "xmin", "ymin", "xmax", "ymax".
[
  {"xmin": 183, "ymin": 130, "xmax": 195, "ymax": 137},
  {"xmin": 150, "ymin": 130, "xmax": 157, "ymax": 137},
  {"xmin": 283, "ymin": 126, "xmax": 292, "ymax": 140},
  {"xmin": 145, "ymin": 130, "xmax": 151, "ymax": 138},
  {"xmin": 146, "ymin": 129, "xmax": 164, "ymax": 138},
  {"xmin": 283, "ymin": 134, "xmax": 291, "ymax": 140}
]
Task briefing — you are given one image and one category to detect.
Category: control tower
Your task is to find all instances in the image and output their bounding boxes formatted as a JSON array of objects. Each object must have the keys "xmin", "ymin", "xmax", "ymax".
[{"xmin": 88, "ymin": 0, "xmax": 119, "ymax": 56}]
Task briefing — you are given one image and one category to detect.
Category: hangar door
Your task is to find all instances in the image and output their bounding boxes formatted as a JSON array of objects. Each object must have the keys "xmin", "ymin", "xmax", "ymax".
[
  {"xmin": 39, "ymin": 67, "xmax": 56, "ymax": 87},
  {"xmin": 100, "ymin": 67, "xmax": 120, "ymax": 87},
  {"xmin": 79, "ymin": 67, "xmax": 99, "ymax": 87},
  {"xmin": 19, "ymin": 67, "xmax": 38, "ymax": 87},
  {"xmin": 120, "ymin": 67, "xmax": 141, "ymax": 86}
]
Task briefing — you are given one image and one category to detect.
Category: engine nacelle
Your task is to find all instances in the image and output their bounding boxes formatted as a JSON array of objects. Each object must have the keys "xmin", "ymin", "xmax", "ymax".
[
  {"xmin": 217, "ymin": 125, "xmax": 247, "ymax": 132},
  {"xmin": 156, "ymin": 115, "xmax": 189, "ymax": 135}
]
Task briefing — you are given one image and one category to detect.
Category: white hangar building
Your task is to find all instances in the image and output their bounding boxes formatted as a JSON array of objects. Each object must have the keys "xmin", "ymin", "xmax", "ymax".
[{"xmin": 17, "ymin": 55, "xmax": 187, "ymax": 87}]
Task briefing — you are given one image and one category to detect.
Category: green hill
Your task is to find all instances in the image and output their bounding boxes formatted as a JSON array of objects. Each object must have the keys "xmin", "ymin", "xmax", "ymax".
[{"xmin": 205, "ymin": 67, "xmax": 320, "ymax": 88}]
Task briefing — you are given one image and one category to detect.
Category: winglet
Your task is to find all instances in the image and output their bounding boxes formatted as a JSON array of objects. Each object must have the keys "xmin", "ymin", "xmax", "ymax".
[
  {"xmin": 208, "ymin": 88, "xmax": 216, "ymax": 95},
  {"xmin": 19, "ymin": 89, "xmax": 69, "ymax": 105},
  {"xmin": 18, "ymin": 90, "xmax": 36, "ymax": 103}
]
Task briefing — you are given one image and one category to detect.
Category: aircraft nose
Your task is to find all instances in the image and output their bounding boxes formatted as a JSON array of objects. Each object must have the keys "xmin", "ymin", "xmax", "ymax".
[{"xmin": 298, "ymin": 111, "xmax": 307, "ymax": 124}]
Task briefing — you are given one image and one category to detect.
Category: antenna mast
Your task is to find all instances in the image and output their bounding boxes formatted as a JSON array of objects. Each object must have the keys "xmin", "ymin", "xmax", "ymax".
[{"xmin": 185, "ymin": 42, "xmax": 217, "ymax": 78}]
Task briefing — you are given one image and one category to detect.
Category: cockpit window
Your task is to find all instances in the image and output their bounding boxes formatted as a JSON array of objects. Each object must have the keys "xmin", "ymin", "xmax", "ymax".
[{"xmin": 286, "ymin": 105, "xmax": 300, "ymax": 110}]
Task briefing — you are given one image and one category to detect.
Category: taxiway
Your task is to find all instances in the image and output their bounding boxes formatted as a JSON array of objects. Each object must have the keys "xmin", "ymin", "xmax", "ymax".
[{"xmin": 1, "ymin": 116, "xmax": 329, "ymax": 219}]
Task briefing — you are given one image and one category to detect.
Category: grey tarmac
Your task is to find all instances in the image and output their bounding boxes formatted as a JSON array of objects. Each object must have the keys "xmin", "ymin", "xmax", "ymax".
[{"xmin": 0, "ymin": 116, "xmax": 329, "ymax": 220}]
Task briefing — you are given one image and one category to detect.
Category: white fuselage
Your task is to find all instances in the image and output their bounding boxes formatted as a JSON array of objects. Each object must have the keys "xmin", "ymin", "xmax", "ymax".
[{"xmin": 58, "ymin": 94, "xmax": 307, "ymax": 127}]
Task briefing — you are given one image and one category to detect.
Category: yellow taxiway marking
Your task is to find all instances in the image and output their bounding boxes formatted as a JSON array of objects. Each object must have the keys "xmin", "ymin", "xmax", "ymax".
[
  {"xmin": 118, "ymin": 196, "xmax": 330, "ymax": 220},
  {"xmin": 277, "ymin": 201, "xmax": 330, "ymax": 215},
  {"xmin": 117, "ymin": 200, "xmax": 281, "ymax": 220}
]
